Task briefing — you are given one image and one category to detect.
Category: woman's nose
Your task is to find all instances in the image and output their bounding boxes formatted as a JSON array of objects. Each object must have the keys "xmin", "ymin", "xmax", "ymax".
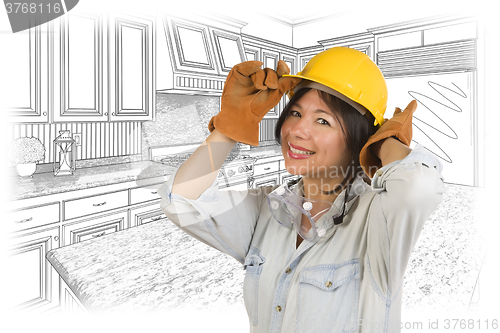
[{"xmin": 288, "ymin": 118, "xmax": 311, "ymax": 140}]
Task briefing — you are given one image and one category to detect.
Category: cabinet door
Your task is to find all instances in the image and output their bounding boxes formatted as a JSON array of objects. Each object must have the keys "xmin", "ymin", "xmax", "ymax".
[
  {"xmin": 299, "ymin": 54, "xmax": 316, "ymax": 71},
  {"xmin": 210, "ymin": 28, "xmax": 247, "ymax": 73},
  {"xmin": 62, "ymin": 210, "xmax": 127, "ymax": 245},
  {"xmin": 350, "ymin": 43, "xmax": 373, "ymax": 59},
  {"xmin": 279, "ymin": 53, "xmax": 297, "ymax": 115},
  {"xmin": 281, "ymin": 171, "xmax": 300, "ymax": 185},
  {"xmin": 53, "ymin": 13, "xmax": 107, "ymax": 122},
  {"xmin": 129, "ymin": 200, "xmax": 167, "ymax": 228},
  {"xmin": 262, "ymin": 49, "xmax": 280, "ymax": 119},
  {"xmin": 251, "ymin": 174, "xmax": 280, "ymax": 188},
  {"xmin": 2, "ymin": 23, "xmax": 48, "ymax": 123},
  {"xmin": 109, "ymin": 14, "xmax": 154, "ymax": 121},
  {"xmin": 4, "ymin": 226, "xmax": 60, "ymax": 314},
  {"xmin": 244, "ymin": 44, "xmax": 260, "ymax": 62},
  {"xmin": 164, "ymin": 16, "xmax": 218, "ymax": 75}
]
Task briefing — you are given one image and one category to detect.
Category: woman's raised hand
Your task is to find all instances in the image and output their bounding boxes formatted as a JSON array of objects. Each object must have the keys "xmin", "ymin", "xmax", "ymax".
[
  {"xmin": 208, "ymin": 60, "xmax": 302, "ymax": 147},
  {"xmin": 359, "ymin": 100, "xmax": 417, "ymax": 177}
]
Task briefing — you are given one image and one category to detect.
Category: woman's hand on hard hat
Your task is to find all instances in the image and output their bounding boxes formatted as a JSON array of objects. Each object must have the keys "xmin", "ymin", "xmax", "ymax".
[
  {"xmin": 208, "ymin": 60, "xmax": 302, "ymax": 147},
  {"xmin": 359, "ymin": 100, "xmax": 417, "ymax": 178}
]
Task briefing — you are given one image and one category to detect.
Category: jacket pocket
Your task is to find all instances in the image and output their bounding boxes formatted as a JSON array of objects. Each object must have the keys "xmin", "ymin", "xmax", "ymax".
[
  {"xmin": 243, "ymin": 245, "xmax": 266, "ymax": 326},
  {"xmin": 296, "ymin": 259, "xmax": 360, "ymax": 333}
]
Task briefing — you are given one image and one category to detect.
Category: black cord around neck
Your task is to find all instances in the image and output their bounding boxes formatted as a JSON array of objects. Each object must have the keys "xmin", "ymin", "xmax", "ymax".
[{"xmin": 333, "ymin": 183, "xmax": 351, "ymax": 225}]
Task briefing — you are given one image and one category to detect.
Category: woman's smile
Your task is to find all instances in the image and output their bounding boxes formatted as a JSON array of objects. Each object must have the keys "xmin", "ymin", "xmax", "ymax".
[
  {"xmin": 281, "ymin": 89, "xmax": 350, "ymax": 177},
  {"xmin": 288, "ymin": 142, "xmax": 316, "ymax": 159}
]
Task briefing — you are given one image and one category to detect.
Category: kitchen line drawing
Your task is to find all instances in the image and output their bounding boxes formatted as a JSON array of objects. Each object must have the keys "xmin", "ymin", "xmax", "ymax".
[{"xmin": 2, "ymin": 4, "xmax": 496, "ymax": 330}]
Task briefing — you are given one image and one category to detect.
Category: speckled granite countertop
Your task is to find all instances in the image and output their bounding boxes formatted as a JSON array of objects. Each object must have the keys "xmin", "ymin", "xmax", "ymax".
[
  {"xmin": 46, "ymin": 181, "xmax": 489, "ymax": 315},
  {"xmin": 9, "ymin": 161, "xmax": 178, "ymax": 201},
  {"xmin": 8, "ymin": 145, "xmax": 284, "ymax": 202},
  {"xmin": 47, "ymin": 219, "xmax": 245, "ymax": 314}
]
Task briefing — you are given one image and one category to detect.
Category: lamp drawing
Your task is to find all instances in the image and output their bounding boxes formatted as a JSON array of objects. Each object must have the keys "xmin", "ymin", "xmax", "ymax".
[{"xmin": 53, "ymin": 130, "xmax": 76, "ymax": 176}]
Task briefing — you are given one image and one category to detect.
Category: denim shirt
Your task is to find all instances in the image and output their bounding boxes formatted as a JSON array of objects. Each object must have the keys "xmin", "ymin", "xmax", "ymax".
[{"xmin": 158, "ymin": 144, "xmax": 444, "ymax": 333}]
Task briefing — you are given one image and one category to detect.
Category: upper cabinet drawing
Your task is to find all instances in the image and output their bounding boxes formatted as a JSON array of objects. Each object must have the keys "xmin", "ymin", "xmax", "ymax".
[
  {"xmin": 318, "ymin": 32, "xmax": 375, "ymax": 59},
  {"xmin": 165, "ymin": 17, "xmax": 219, "ymax": 75},
  {"xmin": 242, "ymin": 34, "xmax": 298, "ymax": 118},
  {"xmin": 2, "ymin": 24, "xmax": 49, "ymax": 123},
  {"xmin": 108, "ymin": 14, "xmax": 155, "ymax": 121},
  {"xmin": 52, "ymin": 13, "xmax": 107, "ymax": 122},
  {"xmin": 157, "ymin": 16, "xmax": 246, "ymax": 95},
  {"xmin": 212, "ymin": 29, "xmax": 247, "ymax": 74},
  {"xmin": 7, "ymin": 13, "xmax": 155, "ymax": 123}
]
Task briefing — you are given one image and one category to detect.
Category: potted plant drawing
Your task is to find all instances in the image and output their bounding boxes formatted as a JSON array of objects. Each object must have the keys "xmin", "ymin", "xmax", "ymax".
[{"xmin": 9, "ymin": 137, "xmax": 46, "ymax": 179}]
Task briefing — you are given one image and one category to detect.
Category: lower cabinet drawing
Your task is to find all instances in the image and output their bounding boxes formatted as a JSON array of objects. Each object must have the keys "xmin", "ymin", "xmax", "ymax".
[
  {"xmin": 60, "ymin": 279, "xmax": 88, "ymax": 315},
  {"xmin": 251, "ymin": 173, "xmax": 280, "ymax": 188},
  {"xmin": 7, "ymin": 176, "xmax": 167, "ymax": 315},
  {"xmin": 4, "ymin": 226, "xmax": 61, "ymax": 314},
  {"xmin": 129, "ymin": 199, "xmax": 167, "ymax": 228},
  {"xmin": 62, "ymin": 210, "xmax": 128, "ymax": 246}
]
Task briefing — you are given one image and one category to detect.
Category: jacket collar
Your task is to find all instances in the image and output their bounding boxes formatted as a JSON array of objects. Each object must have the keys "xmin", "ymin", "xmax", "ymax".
[{"xmin": 291, "ymin": 175, "xmax": 370, "ymax": 229}]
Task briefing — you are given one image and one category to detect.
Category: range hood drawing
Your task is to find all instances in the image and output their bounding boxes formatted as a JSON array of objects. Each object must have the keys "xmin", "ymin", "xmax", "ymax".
[{"xmin": 156, "ymin": 15, "xmax": 247, "ymax": 95}]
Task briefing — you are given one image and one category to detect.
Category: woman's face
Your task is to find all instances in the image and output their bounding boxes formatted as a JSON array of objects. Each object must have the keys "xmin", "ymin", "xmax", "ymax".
[{"xmin": 281, "ymin": 89, "xmax": 351, "ymax": 181}]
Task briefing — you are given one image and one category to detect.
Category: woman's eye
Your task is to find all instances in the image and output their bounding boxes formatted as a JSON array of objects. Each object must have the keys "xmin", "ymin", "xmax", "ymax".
[
  {"xmin": 289, "ymin": 111, "xmax": 330, "ymax": 126},
  {"xmin": 318, "ymin": 118, "xmax": 330, "ymax": 126}
]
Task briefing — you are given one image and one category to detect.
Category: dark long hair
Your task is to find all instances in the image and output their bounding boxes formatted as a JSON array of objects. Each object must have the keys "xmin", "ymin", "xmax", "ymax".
[{"xmin": 275, "ymin": 88, "xmax": 378, "ymax": 195}]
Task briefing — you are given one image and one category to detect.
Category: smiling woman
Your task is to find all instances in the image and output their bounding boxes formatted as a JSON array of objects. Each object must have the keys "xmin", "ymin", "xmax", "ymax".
[
  {"xmin": 276, "ymin": 87, "xmax": 377, "ymax": 198},
  {"xmin": 160, "ymin": 47, "xmax": 444, "ymax": 332}
]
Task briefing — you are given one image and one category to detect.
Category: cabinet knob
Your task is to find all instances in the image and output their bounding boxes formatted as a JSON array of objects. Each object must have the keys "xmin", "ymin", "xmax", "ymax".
[
  {"xmin": 43, "ymin": 112, "xmax": 47, "ymax": 116},
  {"xmin": 54, "ymin": 236, "xmax": 59, "ymax": 241},
  {"xmin": 105, "ymin": 112, "xmax": 108, "ymax": 116},
  {"xmin": 92, "ymin": 231, "xmax": 105, "ymax": 238},
  {"xmin": 15, "ymin": 217, "xmax": 33, "ymax": 223}
]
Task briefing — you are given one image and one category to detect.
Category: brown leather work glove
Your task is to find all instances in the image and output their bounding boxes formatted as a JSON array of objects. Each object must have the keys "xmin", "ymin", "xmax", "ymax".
[
  {"xmin": 359, "ymin": 100, "xmax": 417, "ymax": 178},
  {"xmin": 208, "ymin": 60, "xmax": 302, "ymax": 146}
]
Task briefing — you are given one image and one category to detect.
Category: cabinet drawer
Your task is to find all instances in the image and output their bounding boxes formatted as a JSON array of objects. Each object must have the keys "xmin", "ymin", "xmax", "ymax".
[
  {"xmin": 8, "ymin": 202, "xmax": 60, "ymax": 232},
  {"xmin": 253, "ymin": 161, "xmax": 280, "ymax": 177},
  {"xmin": 130, "ymin": 183, "xmax": 163, "ymax": 205},
  {"xmin": 64, "ymin": 190, "xmax": 128, "ymax": 221}
]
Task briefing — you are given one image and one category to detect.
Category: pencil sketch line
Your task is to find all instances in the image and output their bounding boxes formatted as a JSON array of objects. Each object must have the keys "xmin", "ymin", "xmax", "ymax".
[
  {"xmin": 412, "ymin": 122, "xmax": 453, "ymax": 164},
  {"xmin": 406, "ymin": 80, "xmax": 469, "ymax": 164},
  {"xmin": 408, "ymin": 80, "xmax": 467, "ymax": 140}
]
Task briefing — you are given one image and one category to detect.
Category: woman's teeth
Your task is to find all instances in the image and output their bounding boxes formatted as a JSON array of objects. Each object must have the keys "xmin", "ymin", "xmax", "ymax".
[{"xmin": 290, "ymin": 147, "xmax": 315, "ymax": 155}]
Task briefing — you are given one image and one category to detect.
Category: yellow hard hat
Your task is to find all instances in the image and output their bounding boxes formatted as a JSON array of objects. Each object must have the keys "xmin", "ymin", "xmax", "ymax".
[{"xmin": 284, "ymin": 47, "xmax": 387, "ymax": 127}]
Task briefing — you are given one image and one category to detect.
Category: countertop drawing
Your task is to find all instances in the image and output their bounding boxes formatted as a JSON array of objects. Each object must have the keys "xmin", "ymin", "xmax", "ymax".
[
  {"xmin": 9, "ymin": 161, "xmax": 177, "ymax": 201},
  {"xmin": 46, "ymin": 180, "xmax": 488, "ymax": 315},
  {"xmin": 9, "ymin": 144, "xmax": 284, "ymax": 201},
  {"xmin": 47, "ymin": 218, "xmax": 245, "ymax": 314}
]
